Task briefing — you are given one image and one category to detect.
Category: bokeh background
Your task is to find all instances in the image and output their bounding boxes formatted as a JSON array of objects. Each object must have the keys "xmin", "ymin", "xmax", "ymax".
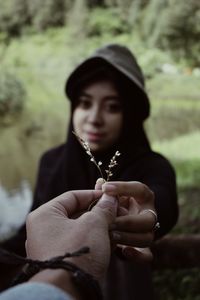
[{"xmin": 0, "ymin": 0, "xmax": 200, "ymax": 299}]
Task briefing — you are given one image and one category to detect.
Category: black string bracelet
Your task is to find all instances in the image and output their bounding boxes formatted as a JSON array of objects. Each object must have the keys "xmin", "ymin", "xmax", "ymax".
[{"xmin": 0, "ymin": 247, "xmax": 103, "ymax": 300}]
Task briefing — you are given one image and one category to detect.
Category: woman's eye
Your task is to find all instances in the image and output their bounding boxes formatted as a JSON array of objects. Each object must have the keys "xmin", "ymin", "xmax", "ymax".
[
  {"xmin": 106, "ymin": 102, "xmax": 121, "ymax": 112},
  {"xmin": 78, "ymin": 98, "xmax": 91, "ymax": 109}
]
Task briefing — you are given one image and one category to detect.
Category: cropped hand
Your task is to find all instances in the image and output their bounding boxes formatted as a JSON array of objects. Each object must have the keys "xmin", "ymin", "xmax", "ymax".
[{"xmin": 26, "ymin": 190, "xmax": 118, "ymax": 281}]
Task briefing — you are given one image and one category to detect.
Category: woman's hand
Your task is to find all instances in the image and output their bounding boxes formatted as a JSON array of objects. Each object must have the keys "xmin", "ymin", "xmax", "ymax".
[{"xmin": 95, "ymin": 179, "xmax": 156, "ymax": 261}]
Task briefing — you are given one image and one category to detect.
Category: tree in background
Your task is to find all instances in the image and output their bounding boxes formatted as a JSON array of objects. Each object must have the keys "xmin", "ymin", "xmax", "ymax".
[
  {"xmin": 0, "ymin": 0, "xmax": 200, "ymax": 67},
  {"xmin": 28, "ymin": 0, "xmax": 66, "ymax": 31},
  {"xmin": 0, "ymin": 71, "xmax": 26, "ymax": 119},
  {"xmin": 0, "ymin": 0, "xmax": 29, "ymax": 36},
  {"xmin": 140, "ymin": 0, "xmax": 200, "ymax": 67},
  {"xmin": 67, "ymin": 0, "xmax": 88, "ymax": 37},
  {"xmin": 156, "ymin": 0, "xmax": 200, "ymax": 67},
  {"xmin": 87, "ymin": 0, "xmax": 104, "ymax": 7}
]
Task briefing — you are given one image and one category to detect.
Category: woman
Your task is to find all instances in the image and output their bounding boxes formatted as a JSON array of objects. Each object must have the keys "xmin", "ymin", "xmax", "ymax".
[
  {"xmin": 32, "ymin": 44, "xmax": 178, "ymax": 299},
  {"xmin": 0, "ymin": 44, "xmax": 178, "ymax": 297}
]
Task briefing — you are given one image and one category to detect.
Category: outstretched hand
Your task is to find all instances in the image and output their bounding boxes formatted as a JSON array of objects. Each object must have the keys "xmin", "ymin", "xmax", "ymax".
[{"xmin": 26, "ymin": 189, "xmax": 118, "ymax": 281}]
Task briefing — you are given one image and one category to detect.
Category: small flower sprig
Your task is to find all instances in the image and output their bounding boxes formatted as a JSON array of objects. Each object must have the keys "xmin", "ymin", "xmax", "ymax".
[
  {"xmin": 73, "ymin": 131, "xmax": 121, "ymax": 181},
  {"xmin": 105, "ymin": 150, "xmax": 121, "ymax": 181}
]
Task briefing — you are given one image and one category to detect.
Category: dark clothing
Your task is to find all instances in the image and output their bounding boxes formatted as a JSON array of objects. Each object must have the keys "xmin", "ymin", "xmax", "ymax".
[
  {"xmin": 0, "ymin": 44, "xmax": 178, "ymax": 299},
  {"xmin": 103, "ymin": 256, "xmax": 154, "ymax": 300}
]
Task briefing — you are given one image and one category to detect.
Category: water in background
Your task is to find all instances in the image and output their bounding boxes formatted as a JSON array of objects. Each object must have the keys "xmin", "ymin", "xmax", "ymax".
[
  {"xmin": 0, "ymin": 119, "xmax": 65, "ymax": 243},
  {"xmin": 0, "ymin": 180, "xmax": 32, "ymax": 242}
]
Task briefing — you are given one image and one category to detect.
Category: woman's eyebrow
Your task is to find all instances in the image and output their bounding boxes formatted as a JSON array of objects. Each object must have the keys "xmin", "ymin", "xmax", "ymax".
[
  {"xmin": 79, "ymin": 92, "xmax": 120, "ymax": 101},
  {"xmin": 104, "ymin": 95, "xmax": 121, "ymax": 101},
  {"xmin": 79, "ymin": 91, "xmax": 91, "ymax": 98}
]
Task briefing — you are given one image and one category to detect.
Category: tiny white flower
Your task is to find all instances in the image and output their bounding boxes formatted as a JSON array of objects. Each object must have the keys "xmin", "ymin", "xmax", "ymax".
[{"xmin": 73, "ymin": 131, "xmax": 121, "ymax": 182}]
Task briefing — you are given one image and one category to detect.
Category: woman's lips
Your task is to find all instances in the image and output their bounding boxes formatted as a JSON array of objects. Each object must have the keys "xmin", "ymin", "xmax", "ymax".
[{"xmin": 85, "ymin": 132, "xmax": 104, "ymax": 142}]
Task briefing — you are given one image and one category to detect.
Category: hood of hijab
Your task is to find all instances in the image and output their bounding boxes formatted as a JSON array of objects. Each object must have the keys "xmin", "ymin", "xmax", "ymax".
[{"xmin": 65, "ymin": 43, "xmax": 150, "ymax": 121}]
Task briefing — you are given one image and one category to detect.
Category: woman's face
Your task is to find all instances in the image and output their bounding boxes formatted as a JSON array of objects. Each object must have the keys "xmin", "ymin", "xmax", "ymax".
[{"xmin": 73, "ymin": 80, "xmax": 123, "ymax": 152}]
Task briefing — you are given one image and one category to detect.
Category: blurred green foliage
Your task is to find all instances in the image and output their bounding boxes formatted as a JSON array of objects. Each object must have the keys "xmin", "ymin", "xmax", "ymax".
[
  {"xmin": 0, "ymin": 0, "xmax": 200, "ymax": 66},
  {"xmin": 154, "ymin": 268, "xmax": 200, "ymax": 300},
  {"xmin": 66, "ymin": 0, "xmax": 88, "ymax": 37},
  {"xmin": 143, "ymin": 0, "xmax": 200, "ymax": 67},
  {"xmin": 87, "ymin": 8, "xmax": 128, "ymax": 36},
  {"xmin": 0, "ymin": 0, "xmax": 29, "ymax": 36},
  {"xmin": 28, "ymin": 0, "xmax": 66, "ymax": 31},
  {"xmin": 0, "ymin": 71, "xmax": 26, "ymax": 118}
]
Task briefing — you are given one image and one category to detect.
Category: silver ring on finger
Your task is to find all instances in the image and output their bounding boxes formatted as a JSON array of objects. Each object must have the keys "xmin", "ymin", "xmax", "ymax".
[{"xmin": 141, "ymin": 209, "xmax": 160, "ymax": 231}]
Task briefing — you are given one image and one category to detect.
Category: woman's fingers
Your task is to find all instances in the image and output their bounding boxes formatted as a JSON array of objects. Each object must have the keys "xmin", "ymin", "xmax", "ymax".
[
  {"xmin": 112, "ymin": 212, "xmax": 156, "ymax": 233},
  {"xmin": 102, "ymin": 181, "xmax": 154, "ymax": 206},
  {"xmin": 117, "ymin": 206, "xmax": 129, "ymax": 216},
  {"xmin": 110, "ymin": 231, "xmax": 154, "ymax": 247},
  {"xmin": 121, "ymin": 246, "xmax": 153, "ymax": 262}
]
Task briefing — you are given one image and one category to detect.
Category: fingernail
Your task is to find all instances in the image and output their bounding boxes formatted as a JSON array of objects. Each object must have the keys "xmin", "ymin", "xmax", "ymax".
[
  {"xmin": 95, "ymin": 178, "xmax": 105, "ymax": 190},
  {"xmin": 96, "ymin": 178, "xmax": 105, "ymax": 184}
]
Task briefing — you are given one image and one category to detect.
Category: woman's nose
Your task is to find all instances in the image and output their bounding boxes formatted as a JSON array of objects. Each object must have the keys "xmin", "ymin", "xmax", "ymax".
[{"xmin": 88, "ymin": 106, "xmax": 103, "ymax": 125}]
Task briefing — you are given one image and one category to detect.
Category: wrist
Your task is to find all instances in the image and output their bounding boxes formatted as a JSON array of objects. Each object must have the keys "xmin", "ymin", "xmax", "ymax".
[
  {"xmin": 14, "ymin": 250, "xmax": 103, "ymax": 300},
  {"xmin": 30, "ymin": 268, "xmax": 82, "ymax": 300},
  {"xmin": 8, "ymin": 248, "xmax": 103, "ymax": 300}
]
